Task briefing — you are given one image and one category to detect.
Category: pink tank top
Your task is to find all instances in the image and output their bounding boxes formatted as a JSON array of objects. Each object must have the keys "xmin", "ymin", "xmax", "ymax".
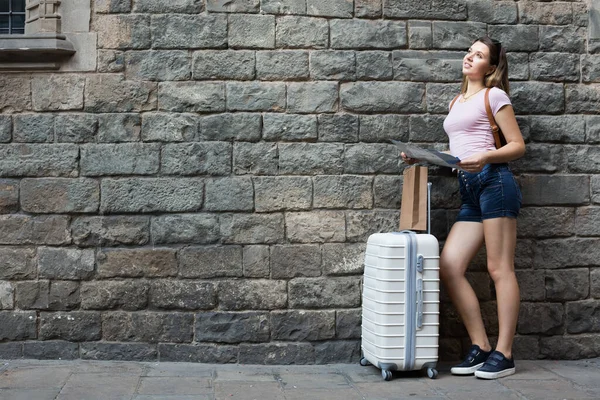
[{"xmin": 443, "ymin": 87, "xmax": 511, "ymax": 160}]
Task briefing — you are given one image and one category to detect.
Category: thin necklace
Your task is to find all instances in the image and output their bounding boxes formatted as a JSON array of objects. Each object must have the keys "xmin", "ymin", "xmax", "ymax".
[{"xmin": 462, "ymin": 87, "xmax": 486, "ymax": 101}]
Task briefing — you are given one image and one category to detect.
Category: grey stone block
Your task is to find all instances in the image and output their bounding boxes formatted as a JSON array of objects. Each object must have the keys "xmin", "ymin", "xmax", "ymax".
[
  {"xmin": 126, "ymin": 50, "xmax": 190, "ymax": 81},
  {"xmin": 72, "ymin": 216, "xmax": 150, "ymax": 247},
  {"xmin": 432, "ymin": 21, "xmax": 487, "ymax": 49},
  {"xmin": 0, "ymin": 281, "xmax": 13, "ymax": 309},
  {"xmin": 575, "ymin": 207, "xmax": 600, "ymax": 236},
  {"xmin": 32, "ymin": 75, "xmax": 85, "ymax": 112},
  {"xmin": 21, "ymin": 178, "xmax": 99, "ymax": 213},
  {"xmin": 158, "ymin": 82, "xmax": 225, "ymax": 113},
  {"xmin": 520, "ymin": 174, "xmax": 589, "ymax": 206},
  {"xmin": 81, "ymin": 281, "xmax": 149, "ymax": 310},
  {"xmin": 530, "ymin": 53, "xmax": 579, "ymax": 82},
  {"xmin": 261, "ymin": 0, "xmax": 306, "ymax": 14},
  {"xmin": 0, "ymin": 342, "xmax": 22, "ymax": 359},
  {"xmin": 14, "ymin": 281, "xmax": 49, "ymax": 310},
  {"xmin": 546, "ymin": 269, "xmax": 590, "ymax": 302},
  {"xmin": 0, "ymin": 311, "xmax": 37, "ymax": 340},
  {"xmin": 279, "ymin": 143, "xmax": 344, "ymax": 175},
  {"xmin": 341, "ymin": 82, "xmax": 425, "ymax": 113},
  {"xmin": 95, "ymin": 14, "xmax": 151, "ymax": 49},
  {"xmin": 141, "ymin": 112, "xmax": 199, "ymax": 142},
  {"xmin": 322, "ymin": 243, "xmax": 365, "ymax": 277},
  {"xmin": 408, "ymin": 21, "xmax": 432, "ymax": 50},
  {"xmin": 162, "ymin": 142, "xmax": 231, "ymax": 175},
  {"xmin": 566, "ymin": 300, "xmax": 600, "ymax": 334},
  {"xmin": 539, "ymin": 26, "xmax": 586, "ymax": 53},
  {"xmin": 288, "ymin": 277, "xmax": 361, "ymax": 308},
  {"xmin": 200, "ymin": 113, "xmax": 261, "ymax": 142},
  {"xmin": 344, "ymin": 143, "xmax": 401, "ymax": 174},
  {"xmin": 243, "ymin": 245, "xmax": 270, "ymax": 278},
  {"xmin": 227, "ymin": 82, "xmax": 286, "ymax": 111},
  {"xmin": 195, "ymin": 311, "xmax": 269, "ymax": 343},
  {"xmin": 263, "ymin": 113, "xmax": 317, "ymax": 141},
  {"xmin": 55, "ymin": 113, "xmax": 98, "ymax": 143},
  {"xmin": 331, "ymin": 19, "xmax": 406, "ymax": 49},
  {"xmin": 85, "ymin": 75, "xmax": 156, "ymax": 113},
  {"xmin": 193, "ymin": 50, "xmax": 255, "ymax": 80},
  {"xmin": 0, "ymin": 247, "xmax": 36, "ymax": 280},
  {"xmin": 149, "ymin": 280, "xmax": 216, "ymax": 310},
  {"xmin": 517, "ymin": 207, "xmax": 574, "ymax": 238},
  {"xmin": 159, "ymin": 343, "xmax": 237, "ymax": 363},
  {"xmin": 393, "ymin": 50, "xmax": 463, "ymax": 82},
  {"xmin": 594, "ymin": 176, "xmax": 600, "ymax": 204},
  {"xmin": 355, "ymin": 0, "xmax": 382, "ymax": 18},
  {"xmin": 256, "ymin": 50, "xmax": 309, "ymax": 81},
  {"xmin": 205, "ymin": 177, "xmax": 254, "ymax": 212},
  {"xmin": 529, "ymin": 116, "xmax": 585, "ymax": 143},
  {"xmin": 540, "ymin": 336, "xmax": 600, "ymax": 360},
  {"xmin": 488, "ymin": 25, "xmax": 539, "ymax": 52},
  {"xmin": 287, "ymin": 82, "xmax": 338, "ymax": 113},
  {"xmin": 39, "ymin": 311, "xmax": 101, "ymax": 341},
  {"xmin": 23, "ymin": 341, "xmax": 79, "ymax": 360},
  {"xmin": 313, "ymin": 175, "xmax": 372, "ymax": 209},
  {"xmin": 239, "ymin": 343, "xmax": 315, "ymax": 364},
  {"xmin": 310, "ymin": 50, "xmax": 356, "ymax": 80},
  {"xmin": 220, "ymin": 213, "xmax": 285, "ymax": 244},
  {"xmin": 409, "ymin": 114, "xmax": 447, "ymax": 142},
  {"xmin": 356, "ymin": 51, "xmax": 393, "ymax": 80},
  {"xmin": 272, "ymin": 310, "xmax": 335, "ymax": 340},
  {"xmin": 0, "ymin": 144, "xmax": 78, "ymax": 177},
  {"xmin": 134, "ymin": 0, "xmax": 204, "ymax": 13},
  {"xmin": 101, "ymin": 178, "xmax": 204, "ymax": 213},
  {"xmin": 533, "ymin": 238, "xmax": 600, "ymax": 269},
  {"xmin": 102, "ymin": 312, "xmax": 194, "ymax": 343},
  {"xmin": 0, "ymin": 179, "xmax": 18, "ymax": 214},
  {"xmin": 314, "ymin": 340, "xmax": 361, "ymax": 363},
  {"xmin": 151, "ymin": 14, "xmax": 226, "ymax": 49},
  {"xmin": 81, "ymin": 343, "xmax": 157, "ymax": 361},
  {"xmin": 426, "ymin": 83, "xmax": 461, "ymax": 114},
  {"xmin": 151, "ymin": 214, "xmax": 219, "ymax": 245},
  {"xmin": 254, "ymin": 176, "xmax": 312, "ymax": 212},
  {"xmin": 96, "ymin": 248, "xmax": 177, "ymax": 278},
  {"xmin": 516, "ymin": 269, "xmax": 546, "ymax": 301},
  {"xmin": 13, "ymin": 114, "xmax": 54, "ymax": 143},
  {"xmin": 179, "ymin": 246, "xmax": 243, "ymax": 278},
  {"xmin": 566, "ymin": 84, "xmax": 600, "ymax": 114},
  {"xmin": 276, "ymin": 16, "xmax": 328, "ymax": 49},
  {"xmin": 507, "ymin": 52, "xmax": 529, "ymax": 81},
  {"xmin": 270, "ymin": 244, "xmax": 321, "ymax": 278},
  {"xmin": 360, "ymin": 114, "xmax": 409, "ymax": 142},
  {"xmin": 81, "ymin": 143, "xmax": 160, "ymax": 176},
  {"xmin": 511, "ymin": 82, "xmax": 564, "ymax": 114},
  {"xmin": 374, "ymin": 175, "xmax": 402, "ymax": 209},
  {"xmin": 38, "ymin": 247, "xmax": 95, "ymax": 280},
  {"xmin": 384, "ymin": 0, "xmax": 466, "ymax": 19},
  {"xmin": 96, "ymin": 0, "xmax": 132, "ymax": 13},
  {"xmin": 307, "ymin": 0, "xmax": 352, "ymax": 17},
  {"xmin": 98, "ymin": 113, "xmax": 141, "ymax": 142},
  {"xmin": 286, "ymin": 211, "xmax": 345, "ymax": 243},
  {"xmin": 519, "ymin": 2, "xmax": 573, "ymax": 25},
  {"xmin": 98, "ymin": 49, "xmax": 125, "ymax": 73},
  {"xmin": 233, "ymin": 142, "xmax": 278, "ymax": 175},
  {"xmin": 466, "ymin": 0, "xmax": 517, "ymax": 24},
  {"xmin": 345, "ymin": 210, "xmax": 399, "ymax": 242},
  {"xmin": 318, "ymin": 114, "xmax": 359, "ymax": 142},
  {"xmin": 336, "ymin": 309, "xmax": 362, "ymax": 339},
  {"xmin": 518, "ymin": 303, "xmax": 564, "ymax": 335},
  {"xmin": 229, "ymin": 14, "xmax": 275, "ymax": 49},
  {"xmin": 0, "ymin": 215, "xmax": 70, "ymax": 245},
  {"xmin": 207, "ymin": 0, "xmax": 259, "ymax": 12},
  {"xmin": 0, "ymin": 115, "xmax": 10, "ymax": 142},
  {"xmin": 511, "ymin": 143, "xmax": 565, "ymax": 174},
  {"xmin": 592, "ymin": 269, "xmax": 600, "ymax": 298},
  {"xmin": 0, "ymin": 75, "xmax": 30, "ymax": 112},
  {"xmin": 219, "ymin": 279, "xmax": 287, "ymax": 310},
  {"xmin": 582, "ymin": 55, "xmax": 600, "ymax": 83},
  {"xmin": 566, "ymin": 145, "xmax": 600, "ymax": 173}
]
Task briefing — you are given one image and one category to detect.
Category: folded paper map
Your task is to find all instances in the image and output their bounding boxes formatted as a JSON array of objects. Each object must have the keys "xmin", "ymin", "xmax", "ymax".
[{"xmin": 391, "ymin": 140, "xmax": 463, "ymax": 170}]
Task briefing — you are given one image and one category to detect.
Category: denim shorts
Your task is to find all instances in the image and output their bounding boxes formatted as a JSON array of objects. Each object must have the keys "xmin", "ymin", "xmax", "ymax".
[{"xmin": 456, "ymin": 163, "xmax": 522, "ymax": 222}]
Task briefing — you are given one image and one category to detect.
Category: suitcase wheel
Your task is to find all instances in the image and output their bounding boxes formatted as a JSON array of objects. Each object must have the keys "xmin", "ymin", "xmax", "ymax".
[
  {"xmin": 426, "ymin": 367, "xmax": 438, "ymax": 379},
  {"xmin": 359, "ymin": 357, "xmax": 371, "ymax": 367},
  {"xmin": 381, "ymin": 369, "xmax": 393, "ymax": 381}
]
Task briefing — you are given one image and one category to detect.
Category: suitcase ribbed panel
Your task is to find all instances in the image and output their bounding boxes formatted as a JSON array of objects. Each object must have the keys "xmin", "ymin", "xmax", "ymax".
[{"xmin": 361, "ymin": 232, "xmax": 440, "ymax": 371}]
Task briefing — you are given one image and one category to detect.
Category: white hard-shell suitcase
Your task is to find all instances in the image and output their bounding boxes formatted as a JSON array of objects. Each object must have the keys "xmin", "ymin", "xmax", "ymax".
[{"xmin": 360, "ymin": 183, "xmax": 441, "ymax": 381}]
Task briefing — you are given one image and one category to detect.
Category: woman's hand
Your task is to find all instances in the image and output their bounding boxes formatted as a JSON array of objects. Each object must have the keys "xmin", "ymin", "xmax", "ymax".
[
  {"xmin": 401, "ymin": 152, "xmax": 418, "ymax": 165},
  {"xmin": 457, "ymin": 152, "xmax": 489, "ymax": 173}
]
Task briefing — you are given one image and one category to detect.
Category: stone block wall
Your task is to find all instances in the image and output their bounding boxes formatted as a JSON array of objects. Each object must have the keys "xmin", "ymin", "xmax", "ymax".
[{"xmin": 0, "ymin": 0, "xmax": 599, "ymax": 363}]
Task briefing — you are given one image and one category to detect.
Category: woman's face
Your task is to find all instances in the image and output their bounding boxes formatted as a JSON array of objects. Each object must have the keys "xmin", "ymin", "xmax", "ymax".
[{"xmin": 462, "ymin": 41, "xmax": 494, "ymax": 79}]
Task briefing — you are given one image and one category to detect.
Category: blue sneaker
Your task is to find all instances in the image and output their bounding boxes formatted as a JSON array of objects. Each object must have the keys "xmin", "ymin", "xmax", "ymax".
[
  {"xmin": 450, "ymin": 344, "xmax": 493, "ymax": 375},
  {"xmin": 474, "ymin": 350, "xmax": 516, "ymax": 379}
]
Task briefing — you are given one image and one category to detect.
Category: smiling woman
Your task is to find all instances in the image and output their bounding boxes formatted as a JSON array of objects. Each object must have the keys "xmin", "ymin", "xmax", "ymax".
[{"xmin": 0, "ymin": 0, "xmax": 26, "ymax": 34}]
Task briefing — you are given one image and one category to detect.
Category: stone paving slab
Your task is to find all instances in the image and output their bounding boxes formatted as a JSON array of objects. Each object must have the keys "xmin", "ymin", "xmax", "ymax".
[{"xmin": 0, "ymin": 359, "xmax": 599, "ymax": 400}]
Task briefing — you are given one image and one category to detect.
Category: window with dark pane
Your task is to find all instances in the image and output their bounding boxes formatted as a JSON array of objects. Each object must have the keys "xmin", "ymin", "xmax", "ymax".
[{"xmin": 0, "ymin": 0, "xmax": 26, "ymax": 35}]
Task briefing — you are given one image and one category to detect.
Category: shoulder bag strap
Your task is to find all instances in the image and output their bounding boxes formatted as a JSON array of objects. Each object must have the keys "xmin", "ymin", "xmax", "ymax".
[
  {"xmin": 484, "ymin": 88, "xmax": 503, "ymax": 149},
  {"xmin": 449, "ymin": 94, "xmax": 460, "ymax": 111}
]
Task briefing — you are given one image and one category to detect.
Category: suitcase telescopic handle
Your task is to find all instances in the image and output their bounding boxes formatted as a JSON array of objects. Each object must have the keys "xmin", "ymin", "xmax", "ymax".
[{"xmin": 427, "ymin": 182, "xmax": 432, "ymax": 235}]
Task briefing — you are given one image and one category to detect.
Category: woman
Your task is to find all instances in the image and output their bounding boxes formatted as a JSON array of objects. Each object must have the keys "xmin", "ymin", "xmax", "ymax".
[{"xmin": 402, "ymin": 37, "xmax": 525, "ymax": 379}]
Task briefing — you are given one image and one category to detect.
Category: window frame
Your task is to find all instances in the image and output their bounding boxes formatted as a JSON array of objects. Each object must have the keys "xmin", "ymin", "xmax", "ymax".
[{"xmin": 0, "ymin": 0, "xmax": 27, "ymax": 35}]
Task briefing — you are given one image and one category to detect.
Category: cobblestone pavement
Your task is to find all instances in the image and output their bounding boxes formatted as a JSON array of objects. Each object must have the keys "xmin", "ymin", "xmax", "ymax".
[{"xmin": 0, "ymin": 358, "xmax": 599, "ymax": 400}]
